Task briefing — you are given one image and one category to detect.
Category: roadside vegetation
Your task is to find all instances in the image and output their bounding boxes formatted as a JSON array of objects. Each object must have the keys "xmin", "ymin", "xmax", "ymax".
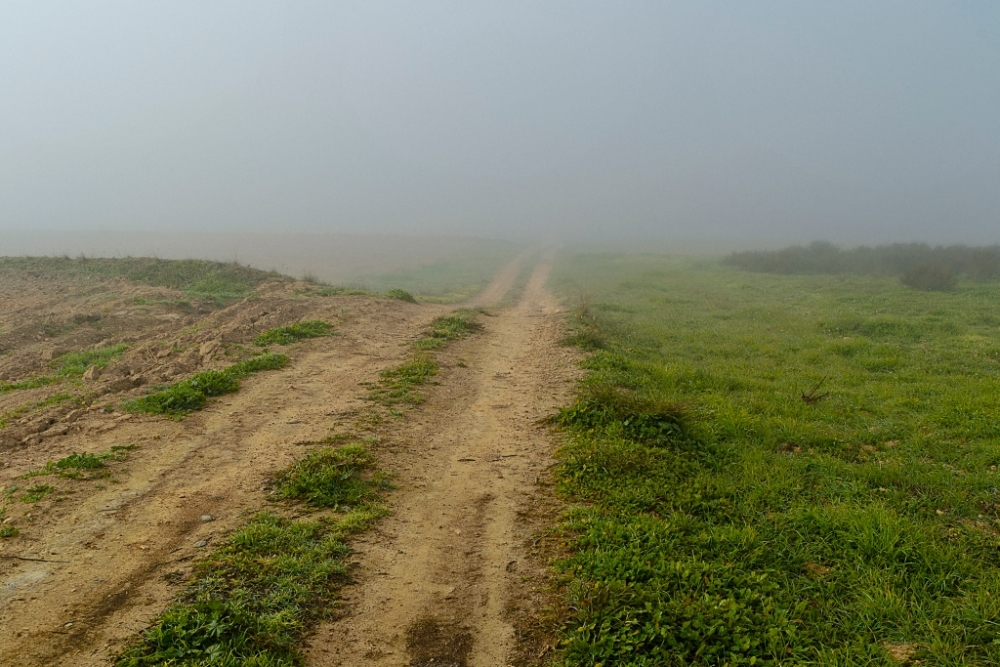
[
  {"xmin": 52, "ymin": 343, "xmax": 128, "ymax": 377},
  {"xmin": 125, "ymin": 353, "xmax": 288, "ymax": 417},
  {"xmin": 368, "ymin": 309, "xmax": 483, "ymax": 404},
  {"xmin": 116, "ymin": 441, "xmax": 387, "ymax": 667},
  {"xmin": 254, "ymin": 320, "xmax": 333, "ymax": 346},
  {"xmin": 549, "ymin": 253, "xmax": 1000, "ymax": 666}
]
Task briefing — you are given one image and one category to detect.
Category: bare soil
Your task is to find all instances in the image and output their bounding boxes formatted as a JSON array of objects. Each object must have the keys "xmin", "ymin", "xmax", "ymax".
[{"xmin": 0, "ymin": 255, "xmax": 578, "ymax": 666}]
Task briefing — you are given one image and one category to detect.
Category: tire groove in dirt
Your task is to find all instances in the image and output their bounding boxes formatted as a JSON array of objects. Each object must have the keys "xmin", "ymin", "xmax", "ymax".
[{"xmin": 305, "ymin": 261, "xmax": 580, "ymax": 667}]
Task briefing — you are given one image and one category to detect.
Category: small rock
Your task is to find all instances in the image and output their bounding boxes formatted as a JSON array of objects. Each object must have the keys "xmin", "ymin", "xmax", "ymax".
[
  {"xmin": 194, "ymin": 540, "xmax": 209, "ymax": 548},
  {"xmin": 199, "ymin": 340, "xmax": 222, "ymax": 358},
  {"xmin": 200, "ymin": 514, "xmax": 215, "ymax": 522},
  {"xmin": 64, "ymin": 622, "xmax": 74, "ymax": 628},
  {"xmin": 82, "ymin": 366, "xmax": 102, "ymax": 382},
  {"xmin": 454, "ymin": 529, "xmax": 462, "ymax": 536}
]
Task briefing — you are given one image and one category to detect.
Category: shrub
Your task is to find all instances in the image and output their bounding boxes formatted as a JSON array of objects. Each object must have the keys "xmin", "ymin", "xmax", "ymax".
[{"xmin": 900, "ymin": 262, "xmax": 958, "ymax": 291}]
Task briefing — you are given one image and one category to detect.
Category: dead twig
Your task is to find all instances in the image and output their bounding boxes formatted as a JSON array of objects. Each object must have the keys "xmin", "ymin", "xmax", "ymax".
[
  {"xmin": 801, "ymin": 375, "xmax": 830, "ymax": 404},
  {"xmin": 0, "ymin": 554, "xmax": 70, "ymax": 563}
]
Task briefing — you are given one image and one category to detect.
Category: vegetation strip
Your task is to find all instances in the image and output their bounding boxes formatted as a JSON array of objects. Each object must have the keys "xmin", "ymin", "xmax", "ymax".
[
  {"xmin": 124, "ymin": 353, "xmax": 288, "ymax": 417},
  {"xmin": 254, "ymin": 320, "xmax": 333, "ymax": 346},
  {"xmin": 116, "ymin": 444, "xmax": 387, "ymax": 667},
  {"xmin": 549, "ymin": 253, "xmax": 1000, "ymax": 666}
]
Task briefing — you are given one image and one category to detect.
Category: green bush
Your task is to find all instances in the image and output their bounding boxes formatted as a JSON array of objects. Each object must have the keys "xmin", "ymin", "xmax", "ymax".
[{"xmin": 901, "ymin": 262, "xmax": 958, "ymax": 291}]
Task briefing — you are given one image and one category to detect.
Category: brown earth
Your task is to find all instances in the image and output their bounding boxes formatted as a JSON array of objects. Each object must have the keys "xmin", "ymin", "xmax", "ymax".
[{"xmin": 0, "ymin": 254, "xmax": 578, "ymax": 666}]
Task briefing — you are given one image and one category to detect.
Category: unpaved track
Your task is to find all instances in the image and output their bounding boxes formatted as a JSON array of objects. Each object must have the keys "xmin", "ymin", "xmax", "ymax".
[
  {"xmin": 0, "ymin": 298, "xmax": 437, "ymax": 667},
  {"xmin": 306, "ymin": 261, "xmax": 579, "ymax": 666}
]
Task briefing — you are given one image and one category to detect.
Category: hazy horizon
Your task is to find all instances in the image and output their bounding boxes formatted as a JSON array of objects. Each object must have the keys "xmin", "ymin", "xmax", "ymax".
[{"xmin": 3, "ymin": 2, "xmax": 998, "ymax": 245}]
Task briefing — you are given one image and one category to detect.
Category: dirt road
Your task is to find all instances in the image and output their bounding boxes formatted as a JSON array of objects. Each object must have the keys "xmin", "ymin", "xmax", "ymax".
[
  {"xmin": 0, "ymin": 256, "xmax": 576, "ymax": 666},
  {"xmin": 306, "ymin": 260, "xmax": 578, "ymax": 666}
]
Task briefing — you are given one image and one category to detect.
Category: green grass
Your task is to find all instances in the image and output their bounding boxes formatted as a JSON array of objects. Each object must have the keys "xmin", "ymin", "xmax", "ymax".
[
  {"xmin": 0, "ymin": 257, "xmax": 288, "ymax": 304},
  {"xmin": 0, "ymin": 507, "xmax": 17, "ymax": 538},
  {"xmin": 367, "ymin": 356, "xmax": 439, "ymax": 405},
  {"xmin": 20, "ymin": 484, "xmax": 55, "ymax": 503},
  {"xmin": 116, "ymin": 444, "xmax": 386, "ymax": 667},
  {"xmin": 52, "ymin": 343, "xmax": 128, "ymax": 377},
  {"xmin": 274, "ymin": 444, "xmax": 389, "ymax": 509},
  {"xmin": 414, "ymin": 309, "xmax": 483, "ymax": 350},
  {"xmin": 24, "ymin": 445, "xmax": 136, "ymax": 480},
  {"xmin": 125, "ymin": 353, "xmax": 288, "ymax": 418},
  {"xmin": 0, "ymin": 375, "xmax": 57, "ymax": 394},
  {"xmin": 254, "ymin": 320, "xmax": 334, "ymax": 346},
  {"xmin": 548, "ymin": 253, "xmax": 1000, "ymax": 666}
]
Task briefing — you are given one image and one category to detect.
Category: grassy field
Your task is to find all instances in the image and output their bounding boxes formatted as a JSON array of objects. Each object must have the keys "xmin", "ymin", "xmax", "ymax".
[
  {"xmin": 548, "ymin": 253, "xmax": 1000, "ymax": 666},
  {"xmin": 361, "ymin": 241, "xmax": 522, "ymax": 302}
]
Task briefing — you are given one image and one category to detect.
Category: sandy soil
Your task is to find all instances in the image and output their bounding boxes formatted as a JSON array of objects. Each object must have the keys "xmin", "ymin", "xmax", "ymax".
[{"xmin": 0, "ymin": 254, "xmax": 578, "ymax": 666}]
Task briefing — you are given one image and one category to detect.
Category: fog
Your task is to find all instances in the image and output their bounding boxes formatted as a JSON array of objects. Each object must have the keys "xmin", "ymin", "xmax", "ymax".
[{"xmin": 2, "ymin": 2, "xmax": 998, "ymax": 247}]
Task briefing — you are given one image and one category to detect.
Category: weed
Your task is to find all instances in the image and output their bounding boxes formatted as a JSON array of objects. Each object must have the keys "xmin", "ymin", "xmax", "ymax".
[
  {"xmin": 20, "ymin": 484, "xmax": 55, "ymax": 503},
  {"xmin": 254, "ymin": 320, "xmax": 334, "ymax": 346},
  {"xmin": 24, "ymin": 445, "xmax": 136, "ymax": 480},
  {"xmin": 426, "ymin": 310, "xmax": 481, "ymax": 341},
  {"xmin": 0, "ymin": 525, "xmax": 17, "ymax": 538},
  {"xmin": 125, "ymin": 353, "xmax": 288, "ymax": 417},
  {"xmin": 52, "ymin": 343, "xmax": 128, "ymax": 377}
]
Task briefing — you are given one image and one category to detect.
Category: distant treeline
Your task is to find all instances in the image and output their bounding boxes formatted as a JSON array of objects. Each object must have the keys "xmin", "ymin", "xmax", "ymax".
[{"xmin": 724, "ymin": 242, "xmax": 1000, "ymax": 290}]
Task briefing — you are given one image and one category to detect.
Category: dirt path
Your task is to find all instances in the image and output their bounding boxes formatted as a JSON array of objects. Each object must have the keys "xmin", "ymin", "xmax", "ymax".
[
  {"xmin": 305, "ymin": 260, "xmax": 579, "ymax": 667},
  {"xmin": 0, "ymin": 297, "xmax": 437, "ymax": 666}
]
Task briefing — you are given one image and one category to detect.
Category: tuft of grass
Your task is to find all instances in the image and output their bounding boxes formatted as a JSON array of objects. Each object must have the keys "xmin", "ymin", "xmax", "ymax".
[
  {"xmin": 367, "ymin": 356, "xmax": 438, "ymax": 406},
  {"xmin": 25, "ymin": 445, "xmax": 136, "ymax": 480},
  {"xmin": 20, "ymin": 484, "xmax": 55, "ymax": 503},
  {"xmin": 547, "ymin": 252, "xmax": 1000, "ymax": 666},
  {"xmin": 0, "ymin": 376, "xmax": 57, "ymax": 394},
  {"xmin": 125, "ymin": 353, "xmax": 288, "ymax": 418},
  {"xmin": 384, "ymin": 288, "xmax": 417, "ymax": 303},
  {"xmin": 414, "ymin": 310, "xmax": 482, "ymax": 350},
  {"xmin": 274, "ymin": 444, "xmax": 388, "ymax": 509},
  {"xmin": 52, "ymin": 343, "xmax": 128, "ymax": 377},
  {"xmin": 254, "ymin": 320, "xmax": 334, "ymax": 346},
  {"xmin": 0, "ymin": 507, "xmax": 17, "ymax": 538},
  {"xmin": 116, "ymin": 444, "xmax": 386, "ymax": 667}
]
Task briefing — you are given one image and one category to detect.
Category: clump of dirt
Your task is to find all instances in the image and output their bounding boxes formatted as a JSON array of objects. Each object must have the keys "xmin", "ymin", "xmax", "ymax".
[{"xmin": 406, "ymin": 616, "xmax": 473, "ymax": 667}]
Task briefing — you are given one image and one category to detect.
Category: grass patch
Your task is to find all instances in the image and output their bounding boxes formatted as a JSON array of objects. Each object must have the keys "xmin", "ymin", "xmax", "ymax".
[
  {"xmin": 0, "ymin": 376, "xmax": 57, "ymax": 394},
  {"xmin": 125, "ymin": 353, "xmax": 288, "ymax": 418},
  {"xmin": 20, "ymin": 484, "xmax": 55, "ymax": 503},
  {"xmin": 414, "ymin": 309, "xmax": 482, "ymax": 350},
  {"xmin": 367, "ymin": 356, "xmax": 439, "ymax": 406},
  {"xmin": 116, "ymin": 444, "xmax": 386, "ymax": 667},
  {"xmin": 254, "ymin": 320, "xmax": 333, "ymax": 346},
  {"xmin": 384, "ymin": 288, "xmax": 417, "ymax": 303},
  {"xmin": 0, "ymin": 507, "xmax": 17, "ymax": 538},
  {"xmin": 52, "ymin": 343, "xmax": 128, "ymax": 377},
  {"xmin": 548, "ymin": 253, "xmax": 1000, "ymax": 666},
  {"xmin": 24, "ymin": 445, "xmax": 136, "ymax": 480},
  {"xmin": 274, "ymin": 444, "xmax": 389, "ymax": 509}
]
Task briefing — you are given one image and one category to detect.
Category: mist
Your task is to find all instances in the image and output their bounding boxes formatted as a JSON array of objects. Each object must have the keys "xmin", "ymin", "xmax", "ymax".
[{"xmin": 2, "ymin": 2, "xmax": 998, "ymax": 247}]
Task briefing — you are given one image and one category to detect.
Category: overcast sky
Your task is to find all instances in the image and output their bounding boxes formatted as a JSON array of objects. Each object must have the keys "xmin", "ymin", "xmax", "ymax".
[{"xmin": 2, "ymin": 2, "xmax": 998, "ymax": 245}]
